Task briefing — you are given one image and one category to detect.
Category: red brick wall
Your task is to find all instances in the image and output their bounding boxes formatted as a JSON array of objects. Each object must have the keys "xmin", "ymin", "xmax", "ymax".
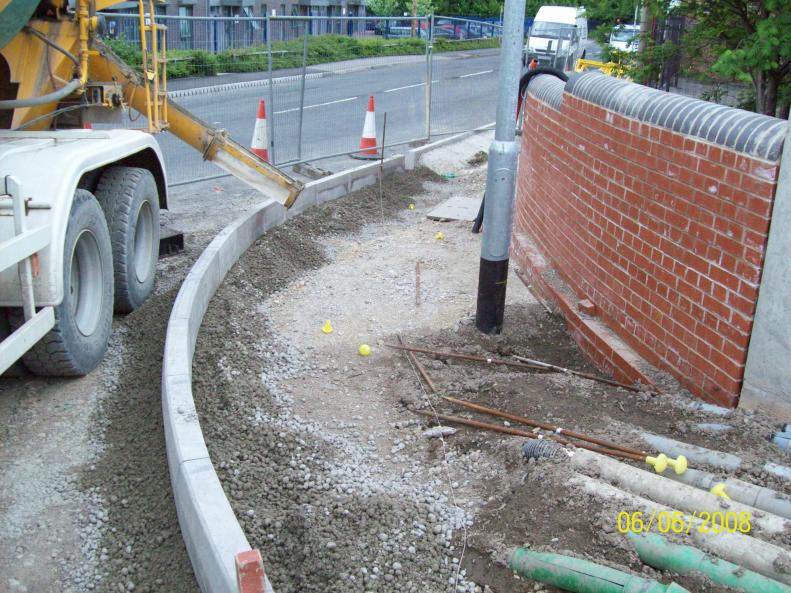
[{"xmin": 513, "ymin": 80, "xmax": 783, "ymax": 406}]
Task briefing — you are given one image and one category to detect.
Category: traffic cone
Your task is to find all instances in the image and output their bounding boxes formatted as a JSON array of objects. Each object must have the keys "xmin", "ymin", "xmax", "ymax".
[
  {"xmin": 251, "ymin": 99, "xmax": 269, "ymax": 162},
  {"xmin": 353, "ymin": 95, "xmax": 379, "ymax": 159}
]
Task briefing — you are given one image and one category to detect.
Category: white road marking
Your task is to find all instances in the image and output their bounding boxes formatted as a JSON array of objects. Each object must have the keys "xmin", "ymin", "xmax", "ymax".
[
  {"xmin": 459, "ymin": 69, "xmax": 494, "ymax": 78},
  {"xmin": 384, "ymin": 80, "xmax": 439, "ymax": 93},
  {"xmin": 274, "ymin": 96, "xmax": 357, "ymax": 115}
]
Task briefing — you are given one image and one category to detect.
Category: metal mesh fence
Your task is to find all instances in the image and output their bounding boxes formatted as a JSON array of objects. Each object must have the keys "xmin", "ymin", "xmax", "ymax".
[{"xmin": 99, "ymin": 13, "xmax": 502, "ymax": 185}]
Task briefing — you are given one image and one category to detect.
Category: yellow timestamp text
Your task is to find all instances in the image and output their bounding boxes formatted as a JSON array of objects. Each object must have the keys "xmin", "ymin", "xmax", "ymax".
[{"xmin": 617, "ymin": 511, "xmax": 751, "ymax": 534}]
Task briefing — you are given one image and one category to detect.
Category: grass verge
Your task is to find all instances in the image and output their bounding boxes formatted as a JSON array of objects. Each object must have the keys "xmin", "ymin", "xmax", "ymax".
[{"xmin": 105, "ymin": 34, "xmax": 500, "ymax": 79}]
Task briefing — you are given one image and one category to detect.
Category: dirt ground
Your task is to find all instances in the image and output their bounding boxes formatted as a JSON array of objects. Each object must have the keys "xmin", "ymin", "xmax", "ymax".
[{"xmin": 192, "ymin": 134, "xmax": 791, "ymax": 593}]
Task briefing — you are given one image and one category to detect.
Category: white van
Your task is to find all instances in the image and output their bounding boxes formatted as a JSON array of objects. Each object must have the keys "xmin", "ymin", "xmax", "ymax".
[
  {"xmin": 524, "ymin": 5, "xmax": 588, "ymax": 72},
  {"xmin": 609, "ymin": 23, "xmax": 640, "ymax": 53}
]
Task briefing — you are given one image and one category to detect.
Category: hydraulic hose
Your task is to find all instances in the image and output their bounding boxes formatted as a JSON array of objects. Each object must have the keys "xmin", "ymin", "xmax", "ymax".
[
  {"xmin": 516, "ymin": 66, "xmax": 568, "ymax": 120},
  {"xmin": 629, "ymin": 532, "xmax": 791, "ymax": 593},
  {"xmin": 23, "ymin": 25, "xmax": 81, "ymax": 70},
  {"xmin": 508, "ymin": 548, "xmax": 691, "ymax": 593},
  {"xmin": 471, "ymin": 66, "xmax": 568, "ymax": 234},
  {"xmin": 0, "ymin": 78, "xmax": 81, "ymax": 109}
]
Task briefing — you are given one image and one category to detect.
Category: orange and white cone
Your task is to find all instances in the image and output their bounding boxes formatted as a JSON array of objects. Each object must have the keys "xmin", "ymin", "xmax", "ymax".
[
  {"xmin": 251, "ymin": 99, "xmax": 269, "ymax": 162},
  {"xmin": 358, "ymin": 95, "xmax": 378, "ymax": 157}
]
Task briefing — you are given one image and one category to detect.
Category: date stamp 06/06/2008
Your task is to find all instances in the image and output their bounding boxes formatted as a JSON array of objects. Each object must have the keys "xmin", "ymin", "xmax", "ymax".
[{"xmin": 616, "ymin": 511, "xmax": 752, "ymax": 535}]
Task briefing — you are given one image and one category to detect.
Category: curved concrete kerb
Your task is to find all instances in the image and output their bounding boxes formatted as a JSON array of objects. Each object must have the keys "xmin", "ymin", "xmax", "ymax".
[
  {"xmin": 162, "ymin": 198, "xmax": 285, "ymax": 593},
  {"xmin": 161, "ymin": 153, "xmax": 408, "ymax": 593}
]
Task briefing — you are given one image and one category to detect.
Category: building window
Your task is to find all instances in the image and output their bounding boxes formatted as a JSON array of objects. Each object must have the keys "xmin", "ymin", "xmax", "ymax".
[
  {"xmin": 178, "ymin": 6, "xmax": 192, "ymax": 39},
  {"xmin": 261, "ymin": 3, "xmax": 267, "ymax": 17},
  {"xmin": 280, "ymin": 3, "xmax": 285, "ymax": 14}
]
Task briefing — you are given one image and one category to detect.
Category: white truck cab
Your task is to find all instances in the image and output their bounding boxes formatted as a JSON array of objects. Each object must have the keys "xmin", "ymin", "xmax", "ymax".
[
  {"xmin": 524, "ymin": 5, "xmax": 588, "ymax": 72},
  {"xmin": 609, "ymin": 23, "xmax": 640, "ymax": 53}
]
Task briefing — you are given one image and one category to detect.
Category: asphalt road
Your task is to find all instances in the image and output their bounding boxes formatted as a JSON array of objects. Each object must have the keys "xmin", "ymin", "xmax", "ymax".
[{"xmin": 156, "ymin": 49, "xmax": 501, "ymax": 183}]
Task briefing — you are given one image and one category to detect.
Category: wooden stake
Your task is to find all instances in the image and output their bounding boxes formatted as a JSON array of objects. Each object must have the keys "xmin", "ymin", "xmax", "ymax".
[{"xmin": 415, "ymin": 260, "xmax": 421, "ymax": 307}]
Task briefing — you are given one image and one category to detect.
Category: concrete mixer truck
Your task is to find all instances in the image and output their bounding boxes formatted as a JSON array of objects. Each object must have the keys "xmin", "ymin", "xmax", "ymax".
[{"xmin": 0, "ymin": 0, "xmax": 302, "ymax": 376}]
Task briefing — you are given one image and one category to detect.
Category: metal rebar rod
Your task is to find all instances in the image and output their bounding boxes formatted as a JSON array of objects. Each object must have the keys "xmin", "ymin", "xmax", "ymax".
[
  {"xmin": 398, "ymin": 335, "xmax": 437, "ymax": 394},
  {"xmin": 385, "ymin": 342, "xmax": 551, "ymax": 371},
  {"xmin": 442, "ymin": 395, "xmax": 645, "ymax": 456},
  {"xmin": 265, "ymin": 15, "xmax": 276, "ymax": 163},
  {"xmin": 296, "ymin": 22, "xmax": 309, "ymax": 161},
  {"xmin": 384, "ymin": 342, "xmax": 648, "ymax": 393},
  {"xmin": 378, "ymin": 111, "xmax": 387, "ymax": 224},
  {"xmin": 511, "ymin": 355, "xmax": 650, "ymax": 393},
  {"xmin": 424, "ymin": 14, "xmax": 433, "ymax": 140},
  {"xmin": 414, "ymin": 410, "xmax": 644, "ymax": 461}
]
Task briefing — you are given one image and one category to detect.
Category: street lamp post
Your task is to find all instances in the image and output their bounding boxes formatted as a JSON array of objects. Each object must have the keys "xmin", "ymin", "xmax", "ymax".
[{"xmin": 474, "ymin": 0, "xmax": 527, "ymax": 334}]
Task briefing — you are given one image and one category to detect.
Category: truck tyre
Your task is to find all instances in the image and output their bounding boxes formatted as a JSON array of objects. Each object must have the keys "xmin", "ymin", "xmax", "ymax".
[
  {"xmin": 22, "ymin": 190, "xmax": 114, "ymax": 376},
  {"xmin": 95, "ymin": 166, "xmax": 160, "ymax": 313}
]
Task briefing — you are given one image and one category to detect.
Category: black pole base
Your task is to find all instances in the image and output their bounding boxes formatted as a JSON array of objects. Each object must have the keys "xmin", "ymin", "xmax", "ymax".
[{"xmin": 475, "ymin": 257, "xmax": 509, "ymax": 334}]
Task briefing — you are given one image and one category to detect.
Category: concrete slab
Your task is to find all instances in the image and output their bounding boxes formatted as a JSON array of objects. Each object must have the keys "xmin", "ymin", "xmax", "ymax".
[{"xmin": 426, "ymin": 195, "xmax": 482, "ymax": 221}]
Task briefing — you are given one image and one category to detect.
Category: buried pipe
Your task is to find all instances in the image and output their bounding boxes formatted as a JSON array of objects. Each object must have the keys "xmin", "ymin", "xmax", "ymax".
[
  {"xmin": 663, "ymin": 467, "xmax": 791, "ymax": 521},
  {"xmin": 640, "ymin": 433, "xmax": 742, "ymax": 470},
  {"xmin": 641, "ymin": 432, "xmax": 791, "ymax": 482},
  {"xmin": 507, "ymin": 548, "xmax": 691, "ymax": 593},
  {"xmin": 569, "ymin": 449, "xmax": 789, "ymax": 535},
  {"xmin": 570, "ymin": 473, "xmax": 791, "ymax": 586},
  {"xmin": 629, "ymin": 531, "xmax": 791, "ymax": 593}
]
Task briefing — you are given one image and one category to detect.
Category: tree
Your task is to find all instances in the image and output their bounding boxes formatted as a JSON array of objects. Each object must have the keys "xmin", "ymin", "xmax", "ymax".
[
  {"xmin": 679, "ymin": 0, "xmax": 791, "ymax": 117},
  {"xmin": 367, "ymin": 0, "xmax": 400, "ymax": 16},
  {"xmin": 431, "ymin": 0, "xmax": 502, "ymax": 16}
]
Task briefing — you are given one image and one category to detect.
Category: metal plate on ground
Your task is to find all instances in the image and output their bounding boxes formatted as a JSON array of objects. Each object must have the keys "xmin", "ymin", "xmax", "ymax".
[{"xmin": 426, "ymin": 196, "xmax": 482, "ymax": 222}]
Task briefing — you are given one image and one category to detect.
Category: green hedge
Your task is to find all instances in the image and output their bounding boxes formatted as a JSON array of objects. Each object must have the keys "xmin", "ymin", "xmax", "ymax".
[{"xmin": 105, "ymin": 34, "xmax": 500, "ymax": 79}]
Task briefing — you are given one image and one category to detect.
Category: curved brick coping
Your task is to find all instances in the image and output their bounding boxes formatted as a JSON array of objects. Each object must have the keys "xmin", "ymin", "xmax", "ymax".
[
  {"xmin": 527, "ymin": 70, "xmax": 786, "ymax": 161},
  {"xmin": 161, "ymin": 153, "xmax": 408, "ymax": 593},
  {"xmin": 526, "ymin": 74, "xmax": 565, "ymax": 110}
]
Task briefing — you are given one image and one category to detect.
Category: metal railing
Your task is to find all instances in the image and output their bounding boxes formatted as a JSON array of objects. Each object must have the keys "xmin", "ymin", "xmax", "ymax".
[{"xmin": 99, "ymin": 13, "xmax": 502, "ymax": 184}]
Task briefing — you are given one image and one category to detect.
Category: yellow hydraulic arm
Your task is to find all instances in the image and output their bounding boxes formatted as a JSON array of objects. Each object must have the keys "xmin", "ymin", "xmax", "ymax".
[
  {"xmin": 0, "ymin": 0, "xmax": 302, "ymax": 207},
  {"xmin": 90, "ymin": 38, "xmax": 302, "ymax": 206}
]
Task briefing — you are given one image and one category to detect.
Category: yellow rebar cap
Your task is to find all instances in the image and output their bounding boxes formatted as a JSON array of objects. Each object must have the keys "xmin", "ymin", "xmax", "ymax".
[{"xmin": 710, "ymin": 483, "xmax": 730, "ymax": 499}]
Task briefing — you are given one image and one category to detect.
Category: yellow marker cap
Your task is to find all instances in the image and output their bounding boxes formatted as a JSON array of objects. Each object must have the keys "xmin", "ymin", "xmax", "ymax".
[
  {"xmin": 646, "ymin": 453, "xmax": 668, "ymax": 474},
  {"xmin": 710, "ymin": 483, "xmax": 730, "ymax": 499}
]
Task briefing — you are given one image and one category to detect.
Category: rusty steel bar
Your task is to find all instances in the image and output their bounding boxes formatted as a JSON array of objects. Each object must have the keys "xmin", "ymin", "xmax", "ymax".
[
  {"xmin": 414, "ymin": 410, "xmax": 645, "ymax": 461},
  {"xmin": 384, "ymin": 342, "xmax": 649, "ymax": 393},
  {"xmin": 512, "ymin": 355, "xmax": 652, "ymax": 393},
  {"xmin": 385, "ymin": 342, "xmax": 551, "ymax": 371},
  {"xmin": 398, "ymin": 335, "xmax": 437, "ymax": 394},
  {"xmin": 442, "ymin": 395, "xmax": 645, "ymax": 456}
]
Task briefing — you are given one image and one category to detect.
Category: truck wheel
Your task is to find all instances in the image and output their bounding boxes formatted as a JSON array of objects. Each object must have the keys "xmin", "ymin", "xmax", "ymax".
[
  {"xmin": 95, "ymin": 166, "xmax": 160, "ymax": 313},
  {"xmin": 22, "ymin": 190, "xmax": 114, "ymax": 376}
]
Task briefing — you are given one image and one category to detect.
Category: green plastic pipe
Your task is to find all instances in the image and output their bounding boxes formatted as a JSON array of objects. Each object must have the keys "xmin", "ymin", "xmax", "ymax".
[
  {"xmin": 629, "ymin": 532, "xmax": 791, "ymax": 593},
  {"xmin": 508, "ymin": 548, "xmax": 691, "ymax": 593}
]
